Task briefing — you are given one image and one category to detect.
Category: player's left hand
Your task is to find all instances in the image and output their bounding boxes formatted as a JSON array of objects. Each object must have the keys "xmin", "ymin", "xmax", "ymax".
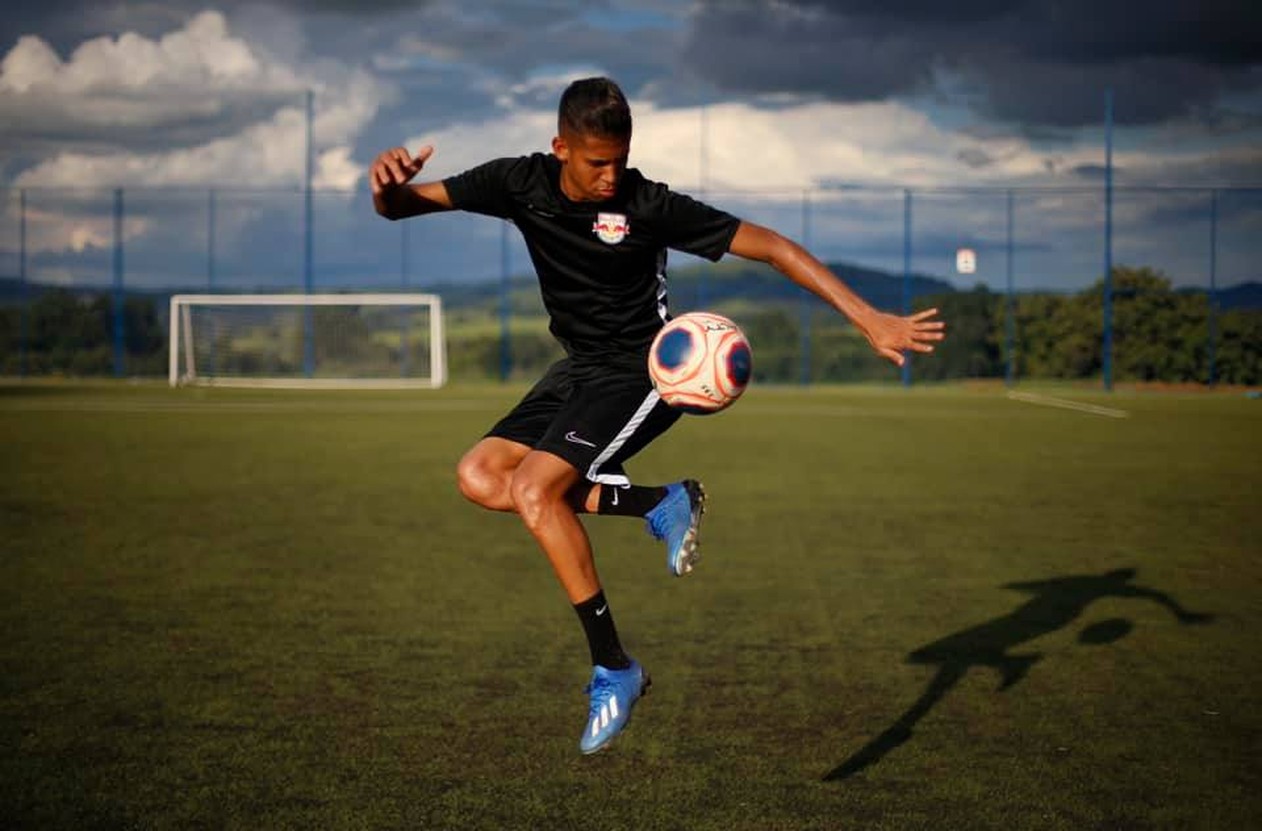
[{"xmin": 862, "ymin": 308, "xmax": 945, "ymax": 367}]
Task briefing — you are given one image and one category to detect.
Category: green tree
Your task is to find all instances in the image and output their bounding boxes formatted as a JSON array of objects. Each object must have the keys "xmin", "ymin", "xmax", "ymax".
[
  {"xmin": 1109, "ymin": 266, "xmax": 1207, "ymax": 382},
  {"xmin": 913, "ymin": 285, "xmax": 1003, "ymax": 380},
  {"xmin": 1215, "ymin": 309, "xmax": 1262, "ymax": 385}
]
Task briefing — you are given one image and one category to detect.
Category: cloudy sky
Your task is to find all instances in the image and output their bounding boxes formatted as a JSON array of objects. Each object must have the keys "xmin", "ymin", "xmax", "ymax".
[{"xmin": 1, "ymin": 0, "xmax": 1259, "ymax": 291}]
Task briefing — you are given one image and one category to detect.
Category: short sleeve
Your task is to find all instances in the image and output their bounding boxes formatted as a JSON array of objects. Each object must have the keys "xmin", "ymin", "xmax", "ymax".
[
  {"xmin": 442, "ymin": 157, "xmax": 522, "ymax": 219},
  {"xmin": 643, "ymin": 184, "xmax": 741, "ymax": 262}
]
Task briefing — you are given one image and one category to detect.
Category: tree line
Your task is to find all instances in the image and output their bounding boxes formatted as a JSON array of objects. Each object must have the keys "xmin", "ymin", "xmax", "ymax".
[
  {"xmin": 911, "ymin": 266, "xmax": 1259, "ymax": 385},
  {"xmin": 0, "ymin": 290, "xmax": 166, "ymax": 376},
  {"xmin": 0, "ymin": 267, "xmax": 1256, "ymax": 385}
]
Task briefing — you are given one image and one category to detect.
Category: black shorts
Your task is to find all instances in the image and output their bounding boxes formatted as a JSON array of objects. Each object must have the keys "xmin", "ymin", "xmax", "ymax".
[{"xmin": 486, "ymin": 357, "xmax": 681, "ymax": 485}]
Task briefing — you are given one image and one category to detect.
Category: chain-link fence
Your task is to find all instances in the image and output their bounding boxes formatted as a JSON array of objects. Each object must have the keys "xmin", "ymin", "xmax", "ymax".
[{"xmin": 1, "ymin": 183, "xmax": 1258, "ymax": 385}]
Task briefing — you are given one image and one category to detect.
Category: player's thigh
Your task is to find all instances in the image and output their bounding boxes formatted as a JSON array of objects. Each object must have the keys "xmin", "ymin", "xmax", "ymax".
[
  {"xmin": 459, "ymin": 436, "xmax": 531, "ymax": 477},
  {"xmin": 484, "ymin": 357, "xmax": 573, "ymax": 448},
  {"xmin": 535, "ymin": 369, "xmax": 681, "ymax": 483},
  {"xmin": 509, "ymin": 449, "xmax": 585, "ymax": 512}
]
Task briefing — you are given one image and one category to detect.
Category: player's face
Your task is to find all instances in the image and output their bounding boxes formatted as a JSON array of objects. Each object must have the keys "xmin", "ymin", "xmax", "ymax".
[{"xmin": 553, "ymin": 129, "xmax": 630, "ymax": 202}]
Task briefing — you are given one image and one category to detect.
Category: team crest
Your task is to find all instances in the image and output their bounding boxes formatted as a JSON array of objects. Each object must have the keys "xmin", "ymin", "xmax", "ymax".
[{"xmin": 593, "ymin": 212, "xmax": 629, "ymax": 245}]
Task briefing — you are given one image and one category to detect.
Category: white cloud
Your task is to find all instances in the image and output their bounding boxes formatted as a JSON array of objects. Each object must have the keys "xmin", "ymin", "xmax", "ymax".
[
  {"xmin": 403, "ymin": 96, "xmax": 1113, "ymax": 193},
  {"xmin": 0, "ymin": 12, "xmax": 300, "ymax": 133},
  {"xmin": 14, "ymin": 106, "xmax": 370, "ymax": 190},
  {"xmin": 3, "ymin": 10, "xmax": 390, "ymax": 190}
]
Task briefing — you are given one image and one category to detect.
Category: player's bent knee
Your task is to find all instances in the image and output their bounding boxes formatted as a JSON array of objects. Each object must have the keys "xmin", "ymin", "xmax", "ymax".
[
  {"xmin": 456, "ymin": 454, "xmax": 511, "ymax": 510},
  {"xmin": 508, "ymin": 474, "xmax": 556, "ymax": 529}
]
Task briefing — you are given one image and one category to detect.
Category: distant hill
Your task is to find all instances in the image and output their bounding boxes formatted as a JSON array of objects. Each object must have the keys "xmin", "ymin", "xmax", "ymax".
[
  {"xmin": 663, "ymin": 260, "xmax": 957, "ymax": 311},
  {"xmin": 0, "ymin": 261, "xmax": 954, "ymax": 313},
  {"xmin": 414, "ymin": 260, "xmax": 958, "ymax": 315},
  {"xmin": 1213, "ymin": 281, "xmax": 1262, "ymax": 310},
  {"xmin": 1, "ymin": 271, "xmax": 1259, "ymax": 312}
]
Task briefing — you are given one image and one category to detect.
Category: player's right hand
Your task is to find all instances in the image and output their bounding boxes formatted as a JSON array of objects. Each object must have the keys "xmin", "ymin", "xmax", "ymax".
[{"xmin": 369, "ymin": 145, "xmax": 434, "ymax": 195}]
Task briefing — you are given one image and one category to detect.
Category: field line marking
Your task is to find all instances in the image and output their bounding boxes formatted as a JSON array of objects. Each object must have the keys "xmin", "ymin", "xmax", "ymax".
[
  {"xmin": 1006, "ymin": 390, "xmax": 1129, "ymax": 419},
  {"xmin": 0, "ymin": 399, "xmax": 502, "ymax": 414}
]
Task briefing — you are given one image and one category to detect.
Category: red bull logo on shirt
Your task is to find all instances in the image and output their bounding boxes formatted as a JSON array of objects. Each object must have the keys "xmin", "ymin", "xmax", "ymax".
[{"xmin": 593, "ymin": 212, "xmax": 630, "ymax": 245}]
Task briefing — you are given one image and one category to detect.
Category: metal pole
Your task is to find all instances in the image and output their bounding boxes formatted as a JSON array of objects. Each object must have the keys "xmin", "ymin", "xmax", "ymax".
[
  {"xmin": 207, "ymin": 189, "xmax": 216, "ymax": 291},
  {"xmin": 1208, "ymin": 189, "xmax": 1218, "ymax": 386},
  {"xmin": 19, "ymin": 189, "xmax": 27, "ymax": 378},
  {"xmin": 500, "ymin": 221, "xmax": 512, "ymax": 382},
  {"xmin": 1102, "ymin": 87, "xmax": 1115, "ymax": 392},
  {"xmin": 113, "ymin": 188, "xmax": 126, "ymax": 378},
  {"xmin": 901, "ymin": 189, "xmax": 912, "ymax": 388},
  {"xmin": 799, "ymin": 190, "xmax": 812, "ymax": 385},
  {"xmin": 699, "ymin": 103, "xmax": 709, "ymax": 196},
  {"xmin": 697, "ymin": 103, "xmax": 709, "ymax": 309},
  {"xmin": 303, "ymin": 89, "xmax": 316, "ymax": 377},
  {"xmin": 1005, "ymin": 189, "xmax": 1015, "ymax": 387},
  {"xmin": 399, "ymin": 220, "xmax": 411, "ymax": 378},
  {"xmin": 401, "ymin": 220, "xmax": 410, "ymax": 287},
  {"xmin": 207, "ymin": 188, "xmax": 217, "ymax": 378}
]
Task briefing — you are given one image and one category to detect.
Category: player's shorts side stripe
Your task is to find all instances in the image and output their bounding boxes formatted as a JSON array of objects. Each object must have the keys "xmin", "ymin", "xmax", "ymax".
[
  {"xmin": 586, "ymin": 389, "xmax": 661, "ymax": 485},
  {"xmin": 654, "ymin": 248, "xmax": 668, "ymax": 323}
]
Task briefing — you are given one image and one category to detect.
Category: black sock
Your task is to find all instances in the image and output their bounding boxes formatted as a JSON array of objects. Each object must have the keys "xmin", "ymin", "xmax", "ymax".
[
  {"xmin": 573, "ymin": 590, "xmax": 631, "ymax": 669},
  {"xmin": 596, "ymin": 484, "xmax": 669, "ymax": 517}
]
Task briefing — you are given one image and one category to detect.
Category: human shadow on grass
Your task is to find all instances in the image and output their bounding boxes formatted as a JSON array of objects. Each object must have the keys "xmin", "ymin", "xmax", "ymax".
[{"xmin": 823, "ymin": 567, "xmax": 1213, "ymax": 782}]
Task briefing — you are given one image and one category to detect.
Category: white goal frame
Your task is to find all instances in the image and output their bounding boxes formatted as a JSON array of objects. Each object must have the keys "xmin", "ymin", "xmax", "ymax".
[{"xmin": 168, "ymin": 293, "xmax": 447, "ymax": 389}]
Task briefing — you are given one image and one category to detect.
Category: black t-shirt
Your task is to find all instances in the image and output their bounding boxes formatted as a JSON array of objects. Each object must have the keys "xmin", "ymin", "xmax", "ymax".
[{"xmin": 443, "ymin": 153, "xmax": 740, "ymax": 362}]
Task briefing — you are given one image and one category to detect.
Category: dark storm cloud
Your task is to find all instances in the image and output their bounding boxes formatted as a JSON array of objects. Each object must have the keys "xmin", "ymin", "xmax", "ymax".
[
  {"xmin": 682, "ymin": 0, "xmax": 1262, "ymax": 127},
  {"xmin": 955, "ymin": 147, "xmax": 997, "ymax": 169},
  {"xmin": 0, "ymin": 90, "xmax": 298, "ymax": 156},
  {"xmin": 679, "ymin": 3, "xmax": 935, "ymax": 102}
]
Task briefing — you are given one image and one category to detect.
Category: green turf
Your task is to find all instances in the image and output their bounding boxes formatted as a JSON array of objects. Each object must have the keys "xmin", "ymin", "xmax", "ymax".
[{"xmin": 1, "ymin": 381, "xmax": 1259, "ymax": 830}]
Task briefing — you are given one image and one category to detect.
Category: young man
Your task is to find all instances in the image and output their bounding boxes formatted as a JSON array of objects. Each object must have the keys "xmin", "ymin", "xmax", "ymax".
[{"xmin": 370, "ymin": 77, "xmax": 944, "ymax": 754}]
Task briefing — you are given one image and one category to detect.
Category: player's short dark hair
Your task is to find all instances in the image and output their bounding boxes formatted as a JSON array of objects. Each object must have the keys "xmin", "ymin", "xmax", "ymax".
[{"xmin": 558, "ymin": 77, "xmax": 632, "ymax": 140}]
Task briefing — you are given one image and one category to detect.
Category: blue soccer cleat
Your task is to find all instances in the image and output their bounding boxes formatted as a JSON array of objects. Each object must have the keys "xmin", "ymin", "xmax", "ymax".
[
  {"xmin": 579, "ymin": 660, "xmax": 651, "ymax": 755},
  {"xmin": 645, "ymin": 480, "xmax": 707, "ymax": 576}
]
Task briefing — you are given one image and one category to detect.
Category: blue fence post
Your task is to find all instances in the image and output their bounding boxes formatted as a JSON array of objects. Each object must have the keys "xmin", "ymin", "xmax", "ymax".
[
  {"xmin": 799, "ymin": 190, "xmax": 812, "ymax": 385},
  {"xmin": 401, "ymin": 219, "xmax": 410, "ymax": 288},
  {"xmin": 19, "ymin": 188, "xmax": 28, "ymax": 378},
  {"xmin": 901, "ymin": 189, "xmax": 912, "ymax": 388},
  {"xmin": 207, "ymin": 189, "xmax": 216, "ymax": 291},
  {"xmin": 697, "ymin": 107, "xmax": 709, "ymax": 312},
  {"xmin": 112, "ymin": 188, "xmax": 126, "ymax": 378},
  {"xmin": 1208, "ymin": 188, "xmax": 1218, "ymax": 386},
  {"xmin": 1005, "ymin": 188, "xmax": 1016, "ymax": 387},
  {"xmin": 1102, "ymin": 87, "xmax": 1115, "ymax": 392},
  {"xmin": 500, "ymin": 220, "xmax": 512, "ymax": 382},
  {"xmin": 302, "ymin": 89, "xmax": 316, "ymax": 378},
  {"xmin": 205, "ymin": 189, "xmax": 218, "ymax": 379},
  {"xmin": 399, "ymin": 219, "xmax": 411, "ymax": 379}
]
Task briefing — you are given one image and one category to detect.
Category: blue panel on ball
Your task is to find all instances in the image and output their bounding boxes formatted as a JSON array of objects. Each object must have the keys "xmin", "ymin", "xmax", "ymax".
[
  {"xmin": 727, "ymin": 343, "xmax": 752, "ymax": 386},
  {"xmin": 656, "ymin": 328, "xmax": 694, "ymax": 370}
]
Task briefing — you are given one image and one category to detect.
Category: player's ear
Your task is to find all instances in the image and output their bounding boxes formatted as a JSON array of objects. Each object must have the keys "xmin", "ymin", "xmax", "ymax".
[{"xmin": 551, "ymin": 135, "xmax": 569, "ymax": 162}]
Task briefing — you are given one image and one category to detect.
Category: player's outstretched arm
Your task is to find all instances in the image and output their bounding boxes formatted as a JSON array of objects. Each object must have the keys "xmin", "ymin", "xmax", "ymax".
[
  {"xmin": 370, "ymin": 144, "xmax": 455, "ymax": 220},
  {"xmin": 728, "ymin": 221, "xmax": 945, "ymax": 367}
]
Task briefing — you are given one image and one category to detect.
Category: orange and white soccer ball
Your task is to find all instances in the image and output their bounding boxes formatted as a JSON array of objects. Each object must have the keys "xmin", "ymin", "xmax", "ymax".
[{"xmin": 648, "ymin": 312, "xmax": 753, "ymax": 414}]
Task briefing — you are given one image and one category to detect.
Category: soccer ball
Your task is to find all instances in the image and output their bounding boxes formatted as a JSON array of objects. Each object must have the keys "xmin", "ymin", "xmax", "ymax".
[{"xmin": 648, "ymin": 312, "xmax": 753, "ymax": 414}]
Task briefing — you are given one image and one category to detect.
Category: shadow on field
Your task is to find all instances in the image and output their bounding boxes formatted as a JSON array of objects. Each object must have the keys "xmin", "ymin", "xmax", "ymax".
[{"xmin": 824, "ymin": 567, "xmax": 1213, "ymax": 782}]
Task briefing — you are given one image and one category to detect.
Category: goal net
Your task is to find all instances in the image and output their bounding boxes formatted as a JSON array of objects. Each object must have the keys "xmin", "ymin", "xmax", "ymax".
[{"xmin": 168, "ymin": 293, "xmax": 447, "ymax": 389}]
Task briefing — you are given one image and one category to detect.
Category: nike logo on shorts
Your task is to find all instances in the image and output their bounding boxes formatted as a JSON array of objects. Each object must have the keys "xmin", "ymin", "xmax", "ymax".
[{"xmin": 565, "ymin": 431, "xmax": 597, "ymax": 448}]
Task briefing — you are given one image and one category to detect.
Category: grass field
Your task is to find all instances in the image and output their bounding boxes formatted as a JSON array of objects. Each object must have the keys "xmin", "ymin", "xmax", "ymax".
[{"xmin": 2, "ymin": 381, "xmax": 1259, "ymax": 830}]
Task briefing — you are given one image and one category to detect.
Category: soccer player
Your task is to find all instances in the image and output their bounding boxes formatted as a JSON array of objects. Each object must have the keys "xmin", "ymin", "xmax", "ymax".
[{"xmin": 370, "ymin": 77, "xmax": 944, "ymax": 754}]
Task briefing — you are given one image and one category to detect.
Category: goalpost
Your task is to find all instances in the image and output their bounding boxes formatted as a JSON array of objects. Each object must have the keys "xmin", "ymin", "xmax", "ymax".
[{"xmin": 169, "ymin": 293, "xmax": 447, "ymax": 389}]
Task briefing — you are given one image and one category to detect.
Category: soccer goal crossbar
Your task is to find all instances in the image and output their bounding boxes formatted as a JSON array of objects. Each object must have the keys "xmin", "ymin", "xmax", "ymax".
[{"xmin": 169, "ymin": 293, "xmax": 447, "ymax": 389}]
